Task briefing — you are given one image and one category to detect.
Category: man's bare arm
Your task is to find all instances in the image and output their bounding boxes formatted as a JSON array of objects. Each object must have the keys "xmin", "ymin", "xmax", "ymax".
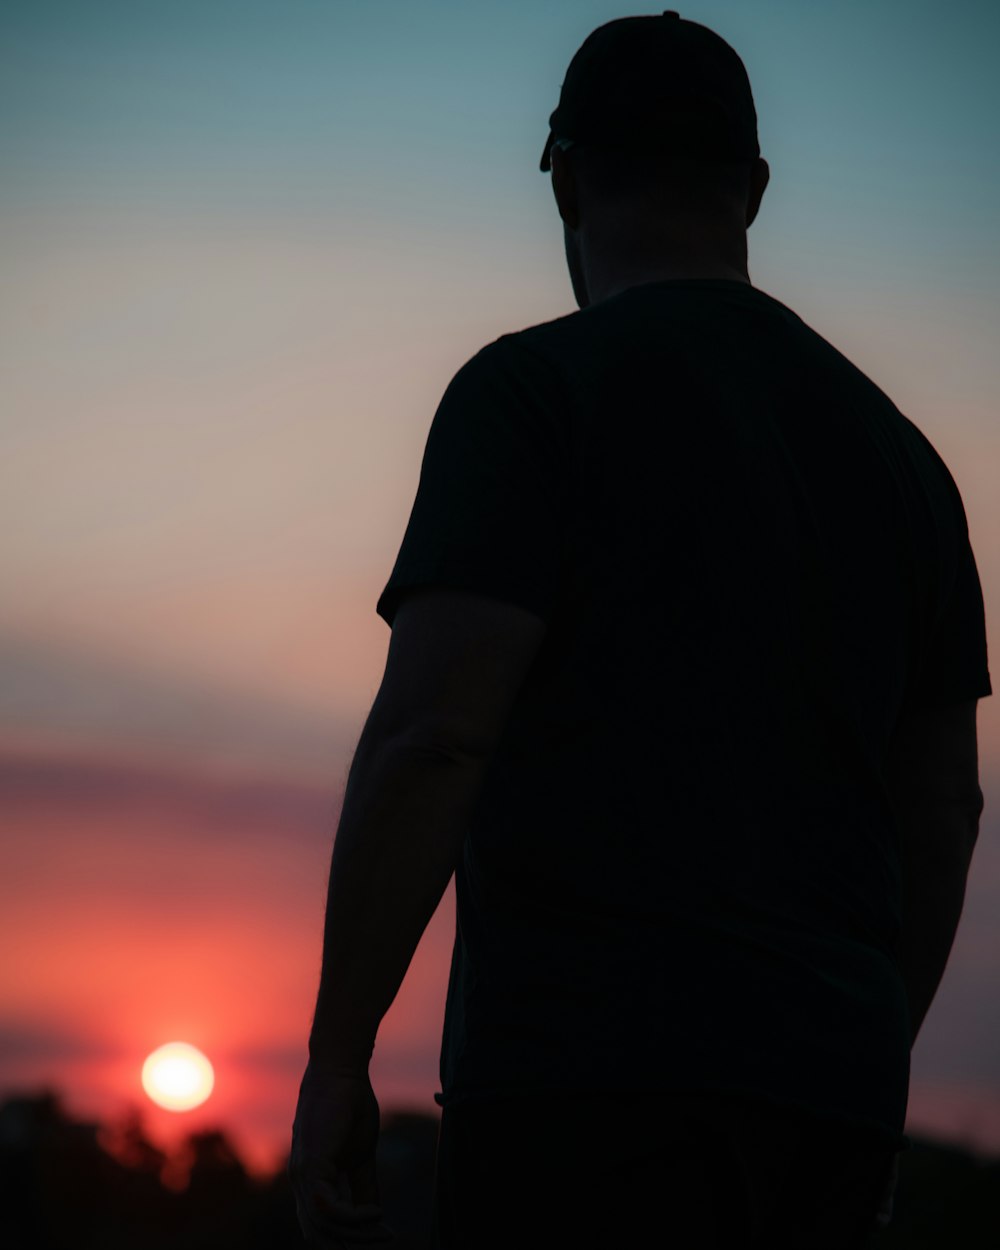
[
  {"xmin": 885, "ymin": 699, "xmax": 984, "ymax": 1045},
  {"xmin": 308, "ymin": 724, "xmax": 490, "ymax": 1069},
  {"xmin": 306, "ymin": 587, "xmax": 547, "ymax": 1068}
]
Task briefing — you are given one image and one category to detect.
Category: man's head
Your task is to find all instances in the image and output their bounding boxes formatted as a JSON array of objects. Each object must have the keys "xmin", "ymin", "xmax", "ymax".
[{"xmin": 540, "ymin": 12, "xmax": 770, "ymax": 307}]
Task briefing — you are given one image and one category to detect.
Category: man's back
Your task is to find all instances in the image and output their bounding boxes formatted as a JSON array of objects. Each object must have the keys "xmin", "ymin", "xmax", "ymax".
[
  {"xmin": 376, "ymin": 277, "xmax": 992, "ymax": 1151},
  {"xmin": 295, "ymin": 12, "xmax": 992, "ymax": 1244}
]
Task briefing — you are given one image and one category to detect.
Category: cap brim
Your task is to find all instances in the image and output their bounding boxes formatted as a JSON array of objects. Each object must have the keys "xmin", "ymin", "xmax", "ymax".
[{"xmin": 539, "ymin": 129, "xmax": 555, "ymax": 172}]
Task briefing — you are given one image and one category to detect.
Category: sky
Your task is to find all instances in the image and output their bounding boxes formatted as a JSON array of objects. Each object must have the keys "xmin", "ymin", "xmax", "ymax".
[{"xmin": 2, "ymin": 0, "xmax": 999, "ymax": 1177}]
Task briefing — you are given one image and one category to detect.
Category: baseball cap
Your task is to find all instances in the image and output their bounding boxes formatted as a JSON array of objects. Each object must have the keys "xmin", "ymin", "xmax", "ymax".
[{"xmin": 539, "ymin": 10, "xmax": 760, "ymax": 172}]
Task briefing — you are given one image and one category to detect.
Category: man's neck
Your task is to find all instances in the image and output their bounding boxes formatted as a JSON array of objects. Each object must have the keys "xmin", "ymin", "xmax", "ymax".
[
  {"xmin": 578, "ymin": 216, "xmax": 751, "ymax": 306},
  {"xmin": 593, "ymin": 262, "xmax": 751, "ymax": 305}
]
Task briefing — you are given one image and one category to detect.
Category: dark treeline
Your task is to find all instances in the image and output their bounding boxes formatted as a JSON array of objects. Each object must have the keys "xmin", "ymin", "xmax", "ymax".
[
  {"xmin": 2, "ymin": 1089, "xmax": 999, "ymax": 1248},
  {"xmin": 0, "ymin": 1090, "xmax": 435, "ymax": 1249}
]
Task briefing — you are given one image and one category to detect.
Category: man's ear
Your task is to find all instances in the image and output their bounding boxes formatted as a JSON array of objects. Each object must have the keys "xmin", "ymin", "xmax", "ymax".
[
  {"xmin": 550, "ymin": 144, "xmax": 580, "ymax": 231},
  {"xmin": 746, "ymin": 156, "xmax": 770, "ymax": 229}
]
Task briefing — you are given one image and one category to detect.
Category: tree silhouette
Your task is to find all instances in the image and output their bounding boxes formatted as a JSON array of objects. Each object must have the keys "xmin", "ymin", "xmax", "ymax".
[{"xmin": 1, "ymin": 1087, "xmax": 998, "ymax": 1248}]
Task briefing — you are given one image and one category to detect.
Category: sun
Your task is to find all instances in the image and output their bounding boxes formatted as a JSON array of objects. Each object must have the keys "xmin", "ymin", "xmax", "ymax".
[{"xmin": 142, "ymin": 1041, "xmax": 215, "ymax": 1111}]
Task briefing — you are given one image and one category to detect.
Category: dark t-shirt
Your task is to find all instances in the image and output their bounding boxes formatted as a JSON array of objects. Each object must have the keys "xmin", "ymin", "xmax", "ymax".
[{"xmin": 375, "ymin": 278, "xmax": 992, "ymax": 1150}]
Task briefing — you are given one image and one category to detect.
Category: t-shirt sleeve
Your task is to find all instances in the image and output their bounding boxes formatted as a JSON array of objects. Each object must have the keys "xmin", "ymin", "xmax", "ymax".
[
  {"xmin": 902, "ymin": 471, "xmax": 992, "ymax": 714},
  {"xmin": 376, "ymin": 336, "xmax": 572, "ymax": 629}
]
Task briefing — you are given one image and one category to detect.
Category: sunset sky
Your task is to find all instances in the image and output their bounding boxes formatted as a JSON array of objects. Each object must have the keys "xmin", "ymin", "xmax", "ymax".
[{"xmin": 2, "ymin": 0, "xmax": 999, "ymax": 1177}]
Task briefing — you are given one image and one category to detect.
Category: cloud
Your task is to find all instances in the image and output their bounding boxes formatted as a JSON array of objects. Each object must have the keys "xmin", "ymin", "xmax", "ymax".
[
  {"xmin": 0, "ymin": 630, "xmax": 358, "ymax": 781},
  {"xmin": 0, "ymin": 747, "xmax": 340, "ymax": 851},
  {"xmin": 0, "ymin": 1023, "xmax": 112, "ymax": 1064}
]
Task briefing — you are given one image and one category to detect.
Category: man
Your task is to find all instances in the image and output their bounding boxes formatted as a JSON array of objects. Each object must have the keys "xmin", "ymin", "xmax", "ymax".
[{"xmin": 290, "ymin": 12, "xmax": 991, "ymax": 1249}]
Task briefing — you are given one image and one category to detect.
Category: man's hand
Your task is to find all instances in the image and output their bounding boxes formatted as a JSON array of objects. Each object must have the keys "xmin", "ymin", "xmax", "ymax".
[
  {"xmin": 289, "ymin": 1062, "xmax": 394, "ymax": 1247},
  {"xmin": 873, "ymin": 1153, "xmax": 900, "ymax": 1229}
]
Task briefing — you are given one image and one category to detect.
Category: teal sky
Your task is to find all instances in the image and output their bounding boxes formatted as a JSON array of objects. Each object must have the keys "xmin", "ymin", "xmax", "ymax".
[{"xmin": 4, "ymin": 0, "xmax": 1000, "ymax": 277}]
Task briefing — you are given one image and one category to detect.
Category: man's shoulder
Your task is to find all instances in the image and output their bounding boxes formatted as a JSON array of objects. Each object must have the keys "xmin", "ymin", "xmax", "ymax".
[
  {"xmin": 477, "ymin": 306, "xmax": 588, "ymax": 368},
  {"xmin": 445, "ymin": 311, "xmax": 588, "ymax": 406}
]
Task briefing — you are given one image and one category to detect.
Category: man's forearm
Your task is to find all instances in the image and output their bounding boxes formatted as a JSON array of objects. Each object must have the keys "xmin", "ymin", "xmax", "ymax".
[
  {"xmin": 308, "ymin": 721, "xmax": 491, "ymax": 1069},
  {"xmin": 896, "ymin": 798, "xmax": 981, "ymax": 1045}
]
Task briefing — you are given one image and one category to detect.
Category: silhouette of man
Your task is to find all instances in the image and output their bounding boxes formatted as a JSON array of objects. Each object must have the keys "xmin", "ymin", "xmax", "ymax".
[{"xmin": 290, "ymin": 13, "xmax": 991, "ymax": 1248}]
